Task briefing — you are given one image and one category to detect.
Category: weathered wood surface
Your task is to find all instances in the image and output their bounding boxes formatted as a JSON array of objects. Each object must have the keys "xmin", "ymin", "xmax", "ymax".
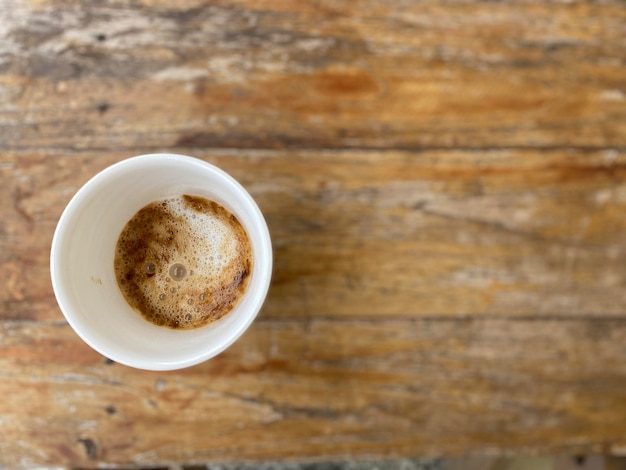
[
  {"xmin": 2, "ymin": 318, "xmax": 626, "ymax": 467},
  {"xmin": 0, "ymin": 0, "xmax": 625, "ymax": 150},
  {"xmin": 3, "ymin": 149, "xmax": 626, "ymax": 322},
  {"xmin": 1, "ymin": 0, "xmax": 626, "ymax": 467}
]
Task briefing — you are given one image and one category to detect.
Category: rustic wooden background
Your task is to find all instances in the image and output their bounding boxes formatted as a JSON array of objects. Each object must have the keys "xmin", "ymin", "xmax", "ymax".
[{"xmin": 1, "ymin": 0, "xmax": 626, "ymax": 467}]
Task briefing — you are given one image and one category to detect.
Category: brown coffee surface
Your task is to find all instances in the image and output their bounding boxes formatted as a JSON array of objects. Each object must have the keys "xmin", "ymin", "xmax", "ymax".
[{"xmin": 114, "ymin": 195, "xmax": 252, "ymax": 329}]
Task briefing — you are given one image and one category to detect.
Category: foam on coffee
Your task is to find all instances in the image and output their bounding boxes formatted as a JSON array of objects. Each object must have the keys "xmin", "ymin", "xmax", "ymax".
[{"xmin": 114, "ymin": 195, "xmax": 252, "ymax": 329}]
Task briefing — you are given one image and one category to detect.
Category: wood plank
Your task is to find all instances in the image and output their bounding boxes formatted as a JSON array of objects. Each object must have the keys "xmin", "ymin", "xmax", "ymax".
[
  {"xmin": 0, "ymin": 1, "xmax": 624, "ymax": 150},
  {"xmin": 2, "ymin": 149, "xmax": 626, "ymax": 322},
  {"xmin": 1, "ymin": 317, "xmax": 626, "ymax": 466}
]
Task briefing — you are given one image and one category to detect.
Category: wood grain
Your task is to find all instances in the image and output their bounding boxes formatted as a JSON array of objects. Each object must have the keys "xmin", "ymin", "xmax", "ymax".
[
  {"xmin": 2, "ymin": 318, "xmax": 626, "ymax": 467},
  {"xmin": 2, "ymin": 149, "xmax": 626, "ymax": 323},
  {"xmin": 0, "ymin": 1, "xmax": 624, "ymax": 150},
  {"xmin": 1, "ymin": 0, "xmax": 626, "ymax": 466}
]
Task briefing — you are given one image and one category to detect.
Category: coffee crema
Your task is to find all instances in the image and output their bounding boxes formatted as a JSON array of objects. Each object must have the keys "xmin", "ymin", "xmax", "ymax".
[{"xmin": 114, "ymin": 195, "xmax": 252, "ymax": 330}]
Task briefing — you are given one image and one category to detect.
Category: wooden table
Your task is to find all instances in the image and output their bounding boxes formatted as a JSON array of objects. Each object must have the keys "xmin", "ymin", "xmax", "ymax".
[{"xmin": 1, "ymin": 0, "xmax": 626, "ymax": 467}]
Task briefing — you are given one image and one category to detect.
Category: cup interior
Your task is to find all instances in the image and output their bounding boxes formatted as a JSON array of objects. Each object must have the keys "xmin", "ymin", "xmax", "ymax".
[{"xmin": 50, "ymin": 154, "xmax": 272, "ymax": 370}]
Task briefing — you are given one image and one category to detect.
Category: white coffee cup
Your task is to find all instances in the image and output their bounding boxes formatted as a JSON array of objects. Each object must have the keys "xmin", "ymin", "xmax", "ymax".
[{"xmin": 50, "ymin": 154, "xmax": 272, "ymax": 370}]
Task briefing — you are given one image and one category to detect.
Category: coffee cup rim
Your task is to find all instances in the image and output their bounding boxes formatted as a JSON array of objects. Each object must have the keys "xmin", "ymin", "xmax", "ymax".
[{"xmin": 50, "ymin": 154, "xmax": 272, "ymax": 370}]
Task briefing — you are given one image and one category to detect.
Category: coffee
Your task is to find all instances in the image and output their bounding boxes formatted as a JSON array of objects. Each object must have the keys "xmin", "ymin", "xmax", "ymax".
[{"xmin": 114, "ymin": 195, "xmax": 252, "ymax": 329}]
